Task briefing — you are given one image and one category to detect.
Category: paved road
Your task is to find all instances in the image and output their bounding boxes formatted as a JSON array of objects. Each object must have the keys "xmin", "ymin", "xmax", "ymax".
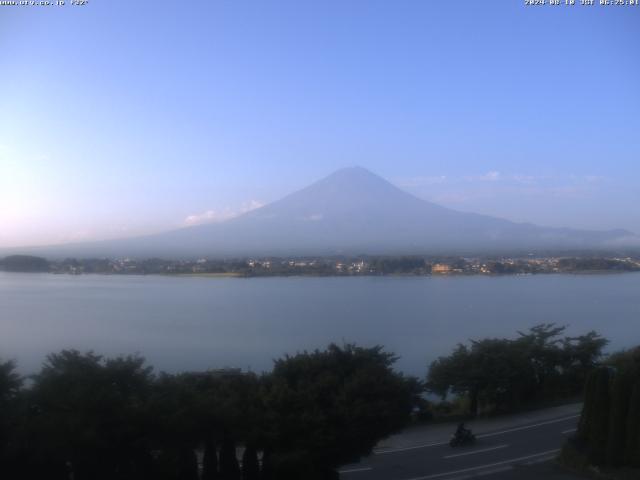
[{"xmin": 339, "ymin": 407, "xmax": 582, "ymax": 480}]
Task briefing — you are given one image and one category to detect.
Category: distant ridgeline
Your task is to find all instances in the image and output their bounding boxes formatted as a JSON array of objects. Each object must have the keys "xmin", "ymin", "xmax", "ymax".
[{"xmin": 0, "ymin": 255, "xmax": 49, "ymax": 272}]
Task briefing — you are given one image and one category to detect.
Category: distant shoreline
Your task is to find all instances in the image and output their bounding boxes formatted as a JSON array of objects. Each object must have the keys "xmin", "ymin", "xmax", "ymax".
[
  {"xmin": 2, "ymin": 269, "xmax": 639, "ymax": 279},
  {"xmin": 174, "ymin": 272, "xmax": 245, "ymax": 278},
  {"xmin": 2, "ymin": 253, "xmax": 639, "ymax": 278}
]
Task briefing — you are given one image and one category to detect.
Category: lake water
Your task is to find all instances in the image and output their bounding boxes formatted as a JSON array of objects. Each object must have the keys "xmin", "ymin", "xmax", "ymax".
[{"xmin": 1, "ymin": 272, "xmax": 639, "ymax": 376}]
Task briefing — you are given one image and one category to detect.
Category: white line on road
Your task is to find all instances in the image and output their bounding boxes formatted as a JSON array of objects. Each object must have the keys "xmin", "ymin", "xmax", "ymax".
[
  {"xmin": 476, "ymin": 414, "xmax": 580, "ymax": 439},
  {"xmin": 402, "ymin": 449, "xmax": 560, "ymax": 480},
  {"xmin": 374, "ymin": 414, "xmax": 579, "ymax": 455},
  {"xmin": 562, "ymin": 428, "xmax": 577, "ymax": 434},
  {"xmin": 338, "ymin": 466, "xmax": 373, "ymax": 474},
  {"xmin": 375, "ymin": 440, "xmax": 450, "ymax": 455},
  {"xmin": 443, "ymin": 444, "xmax": 508, "ymax": 459}
]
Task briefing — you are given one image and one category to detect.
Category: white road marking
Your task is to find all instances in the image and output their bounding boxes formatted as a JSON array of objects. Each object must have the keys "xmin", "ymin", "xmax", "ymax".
[
  {"xmin": 476, "ymin": 414, "xmax": 580, "ymax": 439},
  {"xmin": 375, "ymin": 414, "xmax": 579, "ymax": 455},
  {"xmin": 562, "ymin": 428, "xmax": 577, "ymax": 434},
  {"xmin": 443, "ymin": 444, "xmax": 508, "ymax": 459},
  {"xmin": 338, "ymin": 466, "xmax": 373, "ymax": 474},
  {"xmin": 402, "ymin": 449, "xmax": 560, "ymax": 480},
  {"xmin": 375, "ymin": 440, "xmax": 449, "ymax": 455}
]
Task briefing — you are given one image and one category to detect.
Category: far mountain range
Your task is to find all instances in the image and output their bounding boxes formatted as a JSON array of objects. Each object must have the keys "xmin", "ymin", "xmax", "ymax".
[{"xmin": 6, "ymin": 167, "xmax": 639, "ymax": 259}]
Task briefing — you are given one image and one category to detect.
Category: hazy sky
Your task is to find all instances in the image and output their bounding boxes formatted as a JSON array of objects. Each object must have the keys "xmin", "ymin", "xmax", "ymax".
[{"xmin": 1, "ymin": 1, "xmax": 639, "ymax": 247}]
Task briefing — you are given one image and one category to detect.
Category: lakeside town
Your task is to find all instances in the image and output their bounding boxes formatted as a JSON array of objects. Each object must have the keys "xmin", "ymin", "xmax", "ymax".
[{"xmin": 2, "ymin": 253, "xmax": 640, "ymax": 277}]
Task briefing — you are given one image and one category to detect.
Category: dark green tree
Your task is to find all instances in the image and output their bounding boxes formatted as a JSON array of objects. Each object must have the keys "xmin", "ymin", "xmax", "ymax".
[
  {"xmin": 219, "ymin": 436, "xmax": 241, "ymax": 480},
  {"xmin": 605, "ymin": 371, "xmax": 634, "ymax": 466},
  {"xmin": 28, "ymin": 350, "xmax": 154, "ymax": 480},
  {"xmin": 573, "ymin": 346, "xmax": 640, "ymax": 469},
  {"xmin": 624, "ymin": 381, "xmax": 640, "ymax": 467},
  {"xmin": 428, "ymin": 325, "xmax": 607, "ymax": 417},
  {"xmin": 428, "ymin": 338, "xmax": 534, "ymax": 415},
  {"xmin": 178, "ymin": 447, "xmax": 199, "ymax": 480},
  {"xmin": 608, "ymin": 346, "xmax": 640, "ymax": 376},
  {"xmin": 262, "ymin": 343, "xmax": 420, "ymax": 478},
  {"xmin": 427, "ymin": 344, "xmax": 478, "ymax": 415},
  {"xmin": 577, "ymin": 368, "xmax": 598, "ymax": 442},
  {"xmin": 260, "ymin": 449, "xmax": 275, "ymax": 480},
  {"xmin": 202, "ymin": 438, "xmax": 219, "ymax": 479},
  {"xmin": 562, "ymin": 331, "xmax": 609, "ymax": 394},
  {"xmin": 241, "ymin": 444, "xmax": 260, "ymax": 480},
  {"xmin": 0, "ymin": 360, "xmax": 21, "ymax": 403},
  {"xmin": 586, "ymin": 367, "xmax": 611, "ymax": 465},
  {"xmin": 0, "ymin": 360, "xmax": 23, "ymax": 475},
  {"xmin": 517, "ymin": 324, "xmax": 566, "ymax": 397},
  {"xmin": 1, "ymin": 255, "xmax": 49, "ymax": 272}
]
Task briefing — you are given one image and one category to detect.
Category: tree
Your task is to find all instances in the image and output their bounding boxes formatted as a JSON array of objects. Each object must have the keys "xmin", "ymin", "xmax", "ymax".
[
  {"xmin": 606, "ymin": 371, "xmax": 634, "ymax": 466},
  {"xmin": 471, "ymin": 338, "xmax": 535, "ymax": 412},
  {"xmin": 572, "ymin": 347, "xmax": 640, "ymax": 469},
  {"xmin": 202, "ymin": 438, "xmax": 219, "ymax": 480},
  {"xmin": 261, "ymin": 344, "xmax": 420, "ymax": 478},
  {"xmin": 517, "ymin": 324, "xmax": 566, "ymax": 395},
  {"xmin": 0, "ymin": 255, "xmax": 49, "ymax": 272},
  {"xmin": 577, "ymin": 368, "xmax": 597, "ymax": 442},
  {"xmin": 427, "ymin": 325, "xmax": 607, "ymax": 417},
  {"xmin": 219, "ymin": 436, "xmax": 241, "ymax": 480},
  {"xmin": 624, "ymin": 381, "xmax": 640, "ymax": 467},
  {"xmin": 260, "ymin": 449, "xmax": 275, "ymax": 480},
  {"xmin": 584, "ymin": 367, "xmax": 611, "ymax": 465},
  {"xmin": 0, "ymin": 360, "xmax": 22, "ymax": 403},
  {"xmin": 428, "ymin": 338, "xmax": 534, "ymax": 416},
  {"xmin": 427, "ymin": 344, "xmax": 471, "ymax": 397},
  {"xmin": 241, "ymin": 444, "xmax": 260, "ymax": 480},
  {"xmin": 178, "ymin": 447, "xmax": 199, "ymax": 480},
  {"xmin": 608, "ymin": 346, "xmax": 640, "ymax": 377},
  {"xmin": 562, "ymin": 331, "xmax": 609, "ymax": 394},
  {"xmin": 28, "ymin": 350, "xmax": 154, "ymax": 480},
  {"xmin": 370, "ymin": 257, "xmax": 426, "ymax": 274},
  {"xmin": 0, "ymin": 360, "xmax": 22, "ymax": 476}
]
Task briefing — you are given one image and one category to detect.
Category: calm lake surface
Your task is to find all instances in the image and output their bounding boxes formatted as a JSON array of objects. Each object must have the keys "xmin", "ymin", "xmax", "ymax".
[{"xmin": 1, "ymin": 272, "xmax": 639, "ymax": 376}]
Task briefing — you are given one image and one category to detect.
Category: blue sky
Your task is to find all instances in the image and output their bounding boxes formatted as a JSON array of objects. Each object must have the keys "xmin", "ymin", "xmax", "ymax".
[{"xmin": 1, "ymin": 0, "xmax": 639, "ymax": 247}]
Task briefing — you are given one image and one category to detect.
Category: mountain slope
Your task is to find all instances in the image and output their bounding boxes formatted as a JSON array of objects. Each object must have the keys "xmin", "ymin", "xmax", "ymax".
[{"xmin": 8, "ymin": 167, "xmax": 638, "ymax": 258}]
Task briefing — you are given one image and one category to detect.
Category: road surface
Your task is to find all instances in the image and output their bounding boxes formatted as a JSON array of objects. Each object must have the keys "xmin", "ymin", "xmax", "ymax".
[{"xmin": 339, "ymin": 404, "xmax": 583, "ymax": 480}]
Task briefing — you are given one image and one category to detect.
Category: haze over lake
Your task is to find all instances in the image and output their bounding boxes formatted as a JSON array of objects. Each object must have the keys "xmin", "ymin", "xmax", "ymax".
[{"xmin": 2, "ymin": 272, "xmax": 639, "ymax": 376}]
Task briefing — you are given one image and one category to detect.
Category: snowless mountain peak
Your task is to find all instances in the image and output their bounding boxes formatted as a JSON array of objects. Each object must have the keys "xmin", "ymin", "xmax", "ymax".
[{"xmin": 7, "ymin": 167, "xmax": 638, "ymax": 258}]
